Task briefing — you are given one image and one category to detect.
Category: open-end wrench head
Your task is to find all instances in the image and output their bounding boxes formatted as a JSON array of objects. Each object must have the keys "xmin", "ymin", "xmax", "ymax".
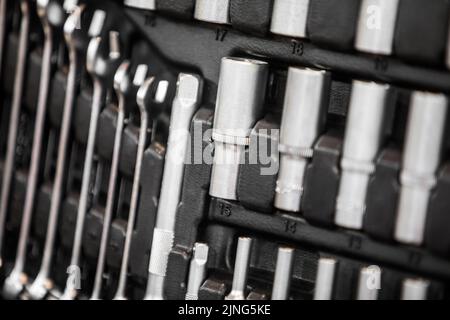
[
  {"xmin": 136, "ymin": 76, "xmax": 155, "ymax": 113},
  {"xmin": 114, "ymin": 63, "xmax": 149, "ymax": 117},
  {"xmin": 126, "ymin": 64, "xmax": 149, "ymax": 109},
  {"xmin": 136, "ymin": 76, "xmax": 171, "ymax": 119},
  {"xmin": 86, "ymin": 32, "xmax": 122, "ymax": 83},
  {"xmin": 63, "ymin": 4, "xmax": 85, "ymax": 49},
  {"xmin": 63, "ymin": 4, "xmax": 81, "ymax": 34},
  {"xmin": 114, "ymin": 60, "xmax": 131, "ymax": 95},
  {"xmin": 37, "ymin": 0, "xmax": 65, "ymax": 28},
  {"xmin": 65, "ymin": 7, "xmax": 106, "ymax": 55}
]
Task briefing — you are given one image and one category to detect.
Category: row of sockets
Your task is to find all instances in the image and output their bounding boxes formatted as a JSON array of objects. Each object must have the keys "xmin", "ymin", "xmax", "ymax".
[
  {"xmin": 208, "ymin": 57, "xmax": 448, "ymax": 250},
  {"xmin": 185, "ymin": 237, "xmax": 440, "ymax": 300},
  {"xmin": 125, "ymin": 0, "xmax": 450, "ymax": 67}
]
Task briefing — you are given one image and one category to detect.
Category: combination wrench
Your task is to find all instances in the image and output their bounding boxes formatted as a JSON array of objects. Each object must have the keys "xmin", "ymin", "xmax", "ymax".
[
  {"xmin": 28, "ymin": 27, "xmax": 116, "ymax": 301},
  {"xmin": 90, "ymin": 62, "xmax": 148, "ymax": 300},
  {"xmin": 113, "ymin": 76, "xmax": 170, "ymax": 300},
  {"xmin": 2, "ymin": 0, "xmax": 66, "ymax": 299},
  {"xmin": 23, "ymin": 7, "xmax": 105, "ymax": 300},
  {"xmin": 59, "ymin": 31, "xmax": 122, "ymax": 300},
  {"xmin": 145, "ymin": 73, "xmax": 203, "ymax": 300},
  {"xmin": 0, "ymin": 0, "xmax": 30, "ymax": 270}
]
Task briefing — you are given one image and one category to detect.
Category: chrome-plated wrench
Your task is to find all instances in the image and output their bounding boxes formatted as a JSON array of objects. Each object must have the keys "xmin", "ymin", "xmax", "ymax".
[
  {"xmin": 113, "ymin": 76, "xmax": 171, "ymax": 300},
  {"xmin": 59, "ymin": 31, "xmax": 122, "ymax": 300},
  {"xmin": 2, "ymin": 0, "xmax": 66, "ymax": 299},
  {"xmin": 0, "ymin": 0, "xmax": 7, "ymax": 78},
  {"xmin": 145, "ymin": 73, "xmax": 203, "ymax": 300},
  {"xmin": 28, "ymin": 10, "xmax": 104, "ymax": 299},
  {"xmin": 0, "ymin": 0, "xmax": 30, "ymax": 270},
  {"xmin": 90, "ymin": 62, "xmax": 148, "ymax": 300}
]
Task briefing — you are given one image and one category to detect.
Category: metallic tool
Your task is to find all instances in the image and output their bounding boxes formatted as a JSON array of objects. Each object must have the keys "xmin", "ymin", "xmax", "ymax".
[
  {"xmin": 395, "ymin": 91, "xmax": 447, "ymax": 245},
  {"xmin": 0, "ymin": 0, "xmax": 7, "ymax": 77},
  {"xmin": 271, "ymin": 247, "xmax": 294, "ymax": 300},
  {"xmin": 355, "ymin": 0, "xmax": 399, "ymax": 55},
  {"xmin": 335, "ymin": 81, "xmax": 390, "ymax": 230},
  {"xmin": 58, "ymin": 31, "xmax": 122, "ymax": 300},
  {"xmin": 274, "ymin": 67, "xmax": 330, "ymax": 212},
  {"xmin": 194, "ymin": 0, "xmax": 230, "ymax": 24},
  {"xmin": 270, "ymin": 0, "xmax": 310, "ymax": 38},
  {"xmin": 209, "ymin": 57, "xmax": 268, "ymax": 201},
  {"xmin": 0, "ymin": 0, "xmax": 30, "ymax": 270},
  {"xmin": 356, "ymin": 265, "xmax": 381, "ymax": 300},
  {"xmin": 185, "ymin": 243, "xmax": 209, "ymax": 300},
  {"xmin": 401, "ymin": 278, "xmax": 429, "ymax": 300},
  {"xmin": 313, "ymin": 257, "xmax": 337, "ymax": 300},
  {"xmin": 225, "ymin": 237, "xmax": 253, "ymax": 300},
  {"xmin": 28, "ymin": 30, "xmax": 120, "ymax": 300},
  {"xmin": 124, "ymin": 0, "xmax": 155, "ymax": 11},
  {"xmin": 145, "ymin": 73, "xmax": 203, "ymax": 300},
  {"xmin": 90, "ymin": 62, "xmax": 148, "ymax": 300},
  {"xmin": 3, "ymin": 1, "xmax": 87, "ymax": 297},
  {"xmin": 114, "ymin": 76, "xmax": 170, "ymax": 300}
]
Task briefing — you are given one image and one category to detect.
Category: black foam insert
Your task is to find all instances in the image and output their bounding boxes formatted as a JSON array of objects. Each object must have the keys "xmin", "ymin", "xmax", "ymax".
[
  {"xmin": 425, "ymin": 163, "xmax": 450, "ymax": 258},
  {"xmin": 230, "ymin": 0, "xmax": 274, "ymax": 35},
  {"xmin": 394, "ymin": 0, "xmax": 450, "ymax": 66},
  {"xmin": 307, "ymin": 0, "xmax": 361, "ymax": 51},
  {"xmin": 364, "ymin": 147, "xmax": 401, "ymax": 242}
]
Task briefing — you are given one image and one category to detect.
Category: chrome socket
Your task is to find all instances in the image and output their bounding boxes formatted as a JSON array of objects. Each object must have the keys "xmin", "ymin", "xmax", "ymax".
[
  {"xmin": 210, "ymin": 57, "xmax": 268, "ymax": 200},
  {"xmin": 275, "ymin": 67, "xmax": 330, "ymax": 212}
]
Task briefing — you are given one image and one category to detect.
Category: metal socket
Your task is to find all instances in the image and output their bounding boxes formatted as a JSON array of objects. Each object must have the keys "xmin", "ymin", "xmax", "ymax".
[
  {"xmin": 401, "ymin": 278, "xmax": 429, "ymax": 300},
  {"xmin": 225, "ymin": 237, "xmax": 253, "ymax": 300},
  {"xmin": 395, "ymin": 91, "xmax": 448, "ymax": 245},
  {"xmin": 271, "ymin": 247, "xmax": 294, "ymax": 300},
  {"xmin": 313, "ymin": 258, "xmax": 337, "ymax": 300},
  {"xmin": 355, "ymin": 0, "xmax": 399, "ymax": 55},
  {"xmin": 270, "ymin": 0, "xmax": 310, "ymax": 38},
  {"xmin": 335, "ymin": 81, "xmax": 390, "ymax": 230},
  {"xmin": 356, "ymin": 266, "xmax": 381, "ymax": 300},
  {"xmin": 124, "ymin": 0, "xmax": 155, "ymax": 11},
  {"xmin": 210, "ymin": 57, "xmax": 268, "ymax": 200},
  {"xmin": 194, "ymin": 0, "xmax": 230, "ymax": 24},
  {"xmin": 275, "ymin": 67, "xmax": 330, "ymax": 212}
]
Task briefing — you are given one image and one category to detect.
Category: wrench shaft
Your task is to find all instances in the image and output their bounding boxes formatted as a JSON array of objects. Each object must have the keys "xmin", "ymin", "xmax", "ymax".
[{"xmin": 0, "ymin": 1, "xmax": 29, "ymax": 263}]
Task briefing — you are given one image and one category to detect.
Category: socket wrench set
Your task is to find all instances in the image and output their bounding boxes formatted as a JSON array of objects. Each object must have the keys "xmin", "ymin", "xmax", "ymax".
[{"xmin": 0, "ymin": 0, "xmax": 449, "ymax": 300}]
